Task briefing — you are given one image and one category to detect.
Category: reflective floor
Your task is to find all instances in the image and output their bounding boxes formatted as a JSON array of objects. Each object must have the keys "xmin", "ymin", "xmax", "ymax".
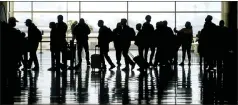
[{"xmin": 13, "ymin": 50, "xmax": 228, "ymax": 104}]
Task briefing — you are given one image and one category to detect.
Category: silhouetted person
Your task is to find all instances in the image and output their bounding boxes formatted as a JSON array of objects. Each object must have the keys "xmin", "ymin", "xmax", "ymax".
[
  {"xmin": 25, "ymin": 19, "xmax": 41, "ymax": 71},
  {"xmin": 97, "ymin": 20, "xmax": 116, "ymax": 70},
  {"xmin": 48, "ymin": 22, "xmax": 57, "ymax": 71},
  {"xmin": 142, "ymin": 15, "xmax": 155, "ymax": 65},
  {"xmin": 196, "ymin": 31, "xmax": 203, "ymax": 65},
  {"xmin": 69, "ymin": 21, "xmax": 78, "ymax": 70},
  {"xmin": 20, "ymin": 32, "xmax": 28, "ymax": 71},
  {"xmin": 163, "ymin": 20, "xmax": 176, "ymax": 65},
  {"xmin": 56, "ymin": 15, "xmax": 68, "ymax": 70},
  {"xmin": 120, "ymin": 18, "xmax": 136, "ymax": 70},
  {"xmin": 2, "ymin": 17, "xmax": 22, "ymax": 104},
  {"xmin": 113, "ymin": 22, "xmax": 123, "ymax": 66},
  {"xmin": 200, "ymin": 15, "xmax": 217, "ymax": 70},
  {"xmin": 73, "ymin": 18, "xmax": 91, "ymax": 68},
  {"xmin": 174, "ymin": 21, "xmax": 193, "ymax": 65},
  {"xmin": 135, "ymin": 23, "xmax": 144, "ymax": 57},
  {"xmin": 216, "ymin": 20, "xmax": 228, "ymax": 70},
  {"xmin": 154, "ymin": 21, "xmax": 164, "ymax": 67},
  {"xmin": 71, "ymin": 21, "xmax": 78, "ymax": 40}
]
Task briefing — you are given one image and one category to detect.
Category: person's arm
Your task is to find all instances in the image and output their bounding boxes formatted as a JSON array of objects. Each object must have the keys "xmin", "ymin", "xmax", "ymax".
[
  {"xmin": 174, "ymin": 27, "xmax": 179, "ymax": 33},
  {"xmin": 131, "ymin": 28, "xmax": 136, "ymax": 41},
  {"xmin": 72, "ymin": 25, "xmax": 77, "ymax": 42},
  {"xmin": 64, "ymin": 23, "xmax": 68, "ymax": 35},
  {"xmin": 86, "ymin": 24, "xmax": 91, "ymax": 36},
  {"xmin": 190, "ymin": 29, "xmax": 193, "ymax": 43}
]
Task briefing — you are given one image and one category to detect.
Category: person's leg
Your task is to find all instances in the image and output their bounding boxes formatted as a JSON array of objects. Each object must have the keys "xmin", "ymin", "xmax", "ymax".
[
  {"xmin": 104, "ymin": 51, "xmax": 115, "ymax": 69},
  {"xmin": 180, "ymin": 44, "xmax": 186, "ymax": 65},
  {"xmin": 55, "ymin": 50, "xmax": 61, "ymax": 72},
  {"xmin": 187, "ymin": 44, "xmax": 192, "ymax": 65},
  {"xmin": 149, "ymin": 47, "xmax": 155, "ymax": 65},
  {"xmin": 77, "ymin": 42, "xmax": 83, "ymax": 66},
  {"xmin": 62, "ymin": 44, "xmax": 68, "ymax": 70},
  {"xmin": 28, "ymin": 47, "xmax": 33, "ymax": 69},
  {"xmin": 122, "ymin": 44, "xmax": 130, "ymax": 69},
  {"xmin": 122, "ymin": 44, "xmax": 135, "ymax": 70},
  {"xmin": 114, "ymin": 41, "xmax": 121, "ymax": 65},
  {"xmin": 199, "ymin": 53, "xmax": 203, "ymax": 65},
  {"xmin": 33, "ymin": 42, "xmax": 39, "ymax": 69},
  {"xmin": 154, "ymin": 47, "xmax": 160, "ymax": 67},
  {"xmin": 23, "ymin": 52, "xmax": 28, "ymax": 70},
  {"xmin": 100, "ymin": 49, "xmax": 106, "ymax": 68},
  {"xmin": 138, "ymin": 46, "xmax": 143, "ymax": 58},
  {"xmin": 144, "ymin": 47, "xmax": 149, "ymax": 62},
  {"xmin": 83, "ymin": 41, "xmax": 90, "ymax": 65},
  {"xmin": 51, "ymin": 50, "xmax": 55, "ymax": 68}
]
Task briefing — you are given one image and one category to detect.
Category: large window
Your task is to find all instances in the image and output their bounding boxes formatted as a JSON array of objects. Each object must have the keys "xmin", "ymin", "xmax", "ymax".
[{"xmin": 10, "ymin": 1, "xmax": 222, "ymax": 50}]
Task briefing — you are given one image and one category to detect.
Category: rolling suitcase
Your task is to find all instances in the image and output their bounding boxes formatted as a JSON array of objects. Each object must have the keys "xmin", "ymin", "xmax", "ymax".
[
  {"xmin": 91, "ymin": 46, "xmax": 101, "ymax": 71},
  {"xmin": 129, "ymin": 52, "xmax": 149, "ymax": 69}
]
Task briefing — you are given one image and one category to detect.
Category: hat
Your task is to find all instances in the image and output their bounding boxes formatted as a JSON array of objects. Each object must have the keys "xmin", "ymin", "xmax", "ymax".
[
  {"xmin": 8, "ymin": 17, "xmax": 19, "ymax": 23},
  {"xmin": 25, "ymin": 19, "xmax": 32, "ymax": 23}
]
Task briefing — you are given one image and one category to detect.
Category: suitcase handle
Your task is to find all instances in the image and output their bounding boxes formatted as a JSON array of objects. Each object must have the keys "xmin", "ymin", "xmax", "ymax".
[
  {"xmin": 128, "ymin": 51, "xmax": 134, "ymax": 58},
  {"xmin": 95, "ymin": 45, "xmax": 99, "ymax": 54}
]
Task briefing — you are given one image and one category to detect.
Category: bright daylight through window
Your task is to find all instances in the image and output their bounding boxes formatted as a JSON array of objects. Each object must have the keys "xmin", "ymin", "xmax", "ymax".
[{"xmin": 10, "ymin": 1, "xmax": 222, "ymax": 50}]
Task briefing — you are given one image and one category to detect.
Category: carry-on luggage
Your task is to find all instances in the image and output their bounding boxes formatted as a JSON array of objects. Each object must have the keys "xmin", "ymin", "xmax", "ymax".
[
  {"xmin": 91, "ymin": 46, "xmax": 102, "ymax": 70},
  {"xmin": 129, "ymin": 52, "xmax": 149, "ymax": 69}
]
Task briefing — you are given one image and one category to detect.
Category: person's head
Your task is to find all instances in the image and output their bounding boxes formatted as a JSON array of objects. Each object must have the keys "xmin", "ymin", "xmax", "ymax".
[
  {"xmin": 136, "ymin": 23, "xmax": 142, "ymax": 31},
  {"xmin": 8, "ymin": 17, "xmax": 18, "ymax": 27},
  {"xmin": 116, "ymin": 22, "xmax": 121, "ymax": 28},
  {"xmin": 121, "ymin": 18, "xmax": 127, "ymax": 26},
  {"xmin": 219, "ymin": 20, "xmax": 225, "ymax": 27},
  {"xmin": 57, "ymin": 15, "xmax": 63, "ymax": 23},
  {"xmin": 163, "ymin": 20, "xmax": 168, "ymax": 27},
  {"xmin": 198, "ymin": 31, "xmax": 201, "ymax": 34},
  {"xmin": 185, "ymin": 21, "xmax": 192, "ymax": 29},
  {"xmin": 98, "ymin": 20, "xmax": 104, "ymax": 27},
  {"xmin": 145, "ymin": 15, "xmax": 151, "ymax": 23},
  {"xmin": 49, "ymin": 22, "xmax": 56, "ymax": 29},
  {"xmin": 73, "ymin": 21, "xmax": 78, "ymax": 25},
  {"xmin": 21, "ymin": 32, "xmax": 26, "ymax": 37},
  {"xmin": 79, "ymin": 18, "xmax": 85, "ymax": 24},
  {"xmin": 156, "ymin": 21, "xmax": 162, "ymax": 29},
  {"xmin": 205, "ymin": 15, "xmax": 213, "ymax": 22},
  {"xmin": 25, "ymin": 19, "xmax": 32, "ymax": 27}
]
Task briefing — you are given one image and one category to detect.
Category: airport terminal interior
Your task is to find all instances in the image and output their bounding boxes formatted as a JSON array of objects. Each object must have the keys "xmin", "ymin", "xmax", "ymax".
[{"xmin": 0, "ymin": 1, "xmax": 237, "ymax": 104}]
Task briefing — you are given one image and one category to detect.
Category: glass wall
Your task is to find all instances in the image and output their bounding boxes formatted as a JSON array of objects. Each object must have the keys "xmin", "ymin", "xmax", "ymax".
[{"xmin": 9, "ymin": 1, "xmax": 222, "ymax": 50}]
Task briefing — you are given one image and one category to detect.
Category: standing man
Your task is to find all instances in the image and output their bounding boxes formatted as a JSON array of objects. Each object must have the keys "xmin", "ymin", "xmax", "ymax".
[
  {"xmin": 113, "ymin": 22, "xmax": 123, "ymax": 66},
  {"xmin": 163, "ymin": 20, "xmax": 176, "ymax": 65},
  {"xmin": 2, "ymin": 17, "xmax": 22, "ymax": 104},
  {"xmin": 48, "ymin": 22, "xmax": 57, "ymax": 71},
  {"xmin": 216, "ymin": 20, "xmax": 228, "ymax": 70},
  {"xmin": 73, "ymin": 18, "xmax": 91, "ymax": 68},
  {"xmin": 97, "ymin": 20, "xmax": 116, "ymax": 70},
  {"xmin": 200, "ymin": 15, "xmax": 217, "ymax": 70},
  {"xmin": 25, "ymin": 19, "xmax": 42, "ymax": 71},
  {"xmin": 142, "ymin": 15, "xmax": 155, "ymax": 65},
  {"xmin": 56, "ymin": 15, "xmax": 68, "ymax": 70},
  {"xmin": 120, "ymin": 18, "xmax": 136, "ymax": 71}
]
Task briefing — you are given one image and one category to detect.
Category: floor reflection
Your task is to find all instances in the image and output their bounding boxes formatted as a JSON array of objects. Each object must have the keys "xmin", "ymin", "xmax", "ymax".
[{"xmin": 9, "ymin": 51, "xmax": 233, "ymax": 104}]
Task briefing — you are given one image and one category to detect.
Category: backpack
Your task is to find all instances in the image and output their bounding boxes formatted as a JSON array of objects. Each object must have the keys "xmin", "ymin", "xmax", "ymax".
[
  {"xmin": 106, "ymin": 27, "xmax": 114, "ymax": 42},
  {"xmin": 36, "ymin": 28, "xmax": 42, "ymax": 42}
]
